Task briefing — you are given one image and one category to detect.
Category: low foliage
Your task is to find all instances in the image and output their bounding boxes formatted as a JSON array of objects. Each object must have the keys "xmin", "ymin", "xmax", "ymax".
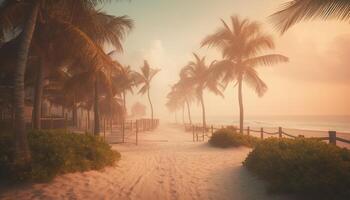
[
  {"xmin": 209, "ymin": 128, "xmax": 259, "ymax": 148},
  {"xmin": 244, "ymin": 138, "xmax": 350, "ymax": 199},
  {"xmin": 0, "ymin": 130, "xmax": 120, "ymax": 182}
]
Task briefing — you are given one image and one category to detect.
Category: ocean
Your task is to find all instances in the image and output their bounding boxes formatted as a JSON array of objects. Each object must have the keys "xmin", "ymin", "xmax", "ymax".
[{"xmin": 186, "ymin": 115, "xmax": 350, "ymax": 133}]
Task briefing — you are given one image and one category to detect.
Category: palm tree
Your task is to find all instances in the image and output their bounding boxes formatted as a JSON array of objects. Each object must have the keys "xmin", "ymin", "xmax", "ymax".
[
  {"xmin": 29, "ymin": 11, "xmax": 132, "ymax": 130},
  {"xmin": 111, "ymin": 65, "xmax": 135, "ymax": 115},
  {"xmin": 202, "ymin": 16, "xmax": 288, "ymax": 133},
  {"xmin": 165, "ymin": 91, "xmax": 182, "ymax": 123},
  {"xmin": 133, "ymin": 61, "xmax": 160, "ymax": 121},
  {"xmin": 0, "ymin": 0, "xmax": 130, "ymax": 162},
  {"xmin": 180, "ymin": 53, "xmax": 223, "ymax": 130},
  {"xmin": 167, "ymin": 77, "xmax": 196, "ymax": 125},
  {"xmin": 270, "ymin": 0, "xmax": 350, "ymax": 33}
]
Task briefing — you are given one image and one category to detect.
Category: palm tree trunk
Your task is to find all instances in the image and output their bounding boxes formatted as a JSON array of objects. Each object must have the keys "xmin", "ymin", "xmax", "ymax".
[
  {"xmin": 238, "ymin": 78, "xmax": 244, "ymax": 133},
  {"xmin": 147, "ymin": 88, "xmax": 153, "ymax": 121},
  {"xmin": 32, "ymin": 59, "xmax": 44, "ymax": 129},
  {"xmin": 199, "ymin": 92, "xmax": 206, "ymax": 131},
  {"xmin": 94, "ymin": 76, "xmax": 100, "ymax": 135},
  {"xmin": 14, "ymin": 1, "xmax": 40, "ymax": 163},
  {"xmin": 185, "ymin": 99, "xmax": 192, "ymax": 125}
]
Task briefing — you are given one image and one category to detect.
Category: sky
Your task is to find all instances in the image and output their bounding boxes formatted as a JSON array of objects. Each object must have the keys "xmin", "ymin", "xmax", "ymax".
[{"xmin": 102, "ymin": 0, "xmax": 350, "ymax": 122}]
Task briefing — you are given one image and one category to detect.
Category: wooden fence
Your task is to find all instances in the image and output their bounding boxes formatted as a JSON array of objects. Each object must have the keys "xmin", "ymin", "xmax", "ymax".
[
  {"xmin": 105, "ymin": 119, "xmax": 160, "ymax": 145},
  {"xmin": 186, "ymin": 124, "xmax": 350, "ymax": 146}
]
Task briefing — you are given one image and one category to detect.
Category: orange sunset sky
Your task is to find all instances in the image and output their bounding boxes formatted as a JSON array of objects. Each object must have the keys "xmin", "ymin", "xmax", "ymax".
[{"xmin": 102, "ymin": 0, "xmax": 350, "ymax": 121}]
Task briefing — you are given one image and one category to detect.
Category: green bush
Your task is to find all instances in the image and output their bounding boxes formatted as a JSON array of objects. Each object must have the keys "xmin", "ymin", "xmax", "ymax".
[
  {"xmin": 0, "ymin": 130, "xmax": 120, "ymax": 182},
  {"xmin": 209, "ymin": 128, "xmax": 259, "ymax": 148},
  {"xmin": 244, "ymin": 138, "xmax": 350, "ymax": 199}
]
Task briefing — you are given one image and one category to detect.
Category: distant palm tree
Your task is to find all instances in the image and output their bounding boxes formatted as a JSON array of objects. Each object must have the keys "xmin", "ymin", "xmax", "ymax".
[
  {"xmin": 270, "ymin": 0, "xmax": 350, "ymax": 33},
  {"xmin": 180, "ymin": 53, "xmax": 223, "ymax": 130},
  {"xmin": 202, "ymin": 16, "xmax": 288, "ymax": 133},
  {"xmin": 167, "ymin": 77, "xmax": 196, "ymax": 125},
  {"xmin": 133, "ymin": 61, "xmax": 160, "ymax": 121},
  {"xmin": 111, "ymin": 65, "xmax": 135, "ymax": 115},
  {"xmin": 165, "ymin": 88, "xmax": 183, "ymax": 123}
]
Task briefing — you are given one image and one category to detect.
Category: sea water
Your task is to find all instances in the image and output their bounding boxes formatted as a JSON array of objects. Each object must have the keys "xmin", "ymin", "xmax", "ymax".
[{"xmin": 187, "ymin": 115, "xmax": 350, "ymax": 133}]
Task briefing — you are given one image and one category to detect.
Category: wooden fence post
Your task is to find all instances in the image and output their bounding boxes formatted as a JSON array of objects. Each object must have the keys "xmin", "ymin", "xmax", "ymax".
[
  {"xmin": 64, "ymin": 113, "xmax": 67, "ymax": 131},
  {"xmin": 130, "ymin": 121, "xmax": 133, "ymax": 132},
  {"xmin": 329, "ymin": 131, "xmax": 336, "ymax": 145},
  {"xmin": 136, "ymin": 120, "xmax": 139, "ymax": 145},
  {"xmin": 122, "ymin": 121, "xmax": 125, "ymax": 143},
  {"xmin": 85, "ymin": 114, "xmax": 88, "ymax": 133},
  {"xmin": 196, "ymin": 126, "xmax": 199, "ymax": 142},
  {"xmin": 202, "ymin": 128, "xmax": 205, "ymax": 141},
  {"xmin": 278, "ymin": 127, "xmax": 282, "ymax": 138},
  {"xmin": 260, "ymin": 128, "xmax": 264, "ymax": 139},
  {"xmin": 192, "ymin": 125, "xmax": 195, "ymax": 142},
  {"xmin": 247, "ymin": 126, "xmax": 250, "ymax": 136},
  {"xmin": 103, "ymin": 118, "xmax": 106, "ymax": 135},
  {"xmin": 110, "ymin": 119, "xmax": 113, "ymax": 134}
]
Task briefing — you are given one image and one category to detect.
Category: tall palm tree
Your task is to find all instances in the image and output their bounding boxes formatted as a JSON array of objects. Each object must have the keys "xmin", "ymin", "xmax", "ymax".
[
  {"xmin": 133, "ymin": 61, "xmax": 160, "ymax": 121},
  {"xmin": 29, "ymin": 11, "xmax": 132, "ymax": 130},
  {"xmin": 270, "ymin": 0, "xmax": 350, "ymax": 33},
  {"xmin": 0, "ymin": 0, "xmax": 128, "ymax": 162},
  {"xmin": 202, "ymin": 16, "xmax": 288, "ymax": 133},
  {"xmin": 180, "ymin": 53, "xmax": 223, "ymax": 130}
]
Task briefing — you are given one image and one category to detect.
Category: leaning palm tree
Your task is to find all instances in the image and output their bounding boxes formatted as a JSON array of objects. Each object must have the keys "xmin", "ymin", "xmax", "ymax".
[
  {"xmin": 270, "ymin": 0, "xmax": 350, "ymax": 33},
  {"xmin": 202, "ymin": 16, "xmax": 288, "ymax": 133},
  {"xmin": 180, "ymin": 53, "xmax": 223, "ymax": 130},
  {"xmin": 133, "ymin": 61, "xmax": 160, "ymax": 121}
]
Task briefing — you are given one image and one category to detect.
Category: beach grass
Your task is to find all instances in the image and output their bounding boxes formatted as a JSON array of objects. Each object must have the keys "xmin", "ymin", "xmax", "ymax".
[
  {"xmin": 209, "ymin": 127, "xmax": 259, "ymax": 148},
  {"xmin": 244, "ymin": 138, "xmax": 350, "ymax": 199},
  {"xmin": 0, "ymin": 130, "xmax": 120, "ymax": 182}
]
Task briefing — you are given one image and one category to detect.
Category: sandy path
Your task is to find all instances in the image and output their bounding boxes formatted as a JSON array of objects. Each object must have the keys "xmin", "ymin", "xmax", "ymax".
[{"xmin": 0, "ymin": 124, "xmax": 293, "ymax": 200}]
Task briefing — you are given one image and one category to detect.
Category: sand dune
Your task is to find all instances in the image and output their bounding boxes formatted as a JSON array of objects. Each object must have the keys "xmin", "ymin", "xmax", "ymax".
[{"xmin": 0, "ymin": 124, "xmax": 294, "ymax": 200}]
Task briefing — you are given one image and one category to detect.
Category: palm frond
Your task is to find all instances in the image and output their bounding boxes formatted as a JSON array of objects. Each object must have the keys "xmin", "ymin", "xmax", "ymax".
[
  {"xmin": 244, "ymin": 67, "xmax": 267, "ymax": 97},
  {"xmin": 138, "ymin": 84, "xmax": 148, "ymax": 95},
  {"xmin": 244, "ymin": 34, "xmax": 275, "ymax": 57},
  {"xmin": 0, "ymin": 0, "xmax": 29, "ymax": 33},
  {"xmin": 270, "ymin": 0, "xmax": 350, "ymax": 33},
  {"xmin": 48, "ymin": 16, "xmax": 115, "ymax": 72},
  {"xmin": 243, "ymin": 54, "xmax": 289, "ymax": 67}
]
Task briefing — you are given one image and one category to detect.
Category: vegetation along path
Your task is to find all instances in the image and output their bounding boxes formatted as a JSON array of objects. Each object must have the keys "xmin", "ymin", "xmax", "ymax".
[{"xmin": 1, "ymin": 125, "xmax": 294, "ymax": 200}]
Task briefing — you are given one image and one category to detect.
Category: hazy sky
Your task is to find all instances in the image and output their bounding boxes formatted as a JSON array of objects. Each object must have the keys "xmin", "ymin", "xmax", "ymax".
[{"xmin": 102, "ymin": 0, "xmax": 350, "ymax": 121}]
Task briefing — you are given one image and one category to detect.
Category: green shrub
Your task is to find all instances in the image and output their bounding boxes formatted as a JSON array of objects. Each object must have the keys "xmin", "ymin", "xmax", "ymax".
[
  {"xmin": 0, "ymin": 130, "xmax": 120, "ymax": 182},
  {"xmin": 209, "ymin": 128, "xmax": 259, "ymax": 148},
  {"xmin": 244, "ymin": 138, "xmax": 350, "ymax": 199}
]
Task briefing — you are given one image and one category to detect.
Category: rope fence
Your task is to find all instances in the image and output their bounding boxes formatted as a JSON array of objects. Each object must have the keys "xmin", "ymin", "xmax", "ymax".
[{"xmin": 185, "ymin": 123, "xmax": 350, "ymax": 147}]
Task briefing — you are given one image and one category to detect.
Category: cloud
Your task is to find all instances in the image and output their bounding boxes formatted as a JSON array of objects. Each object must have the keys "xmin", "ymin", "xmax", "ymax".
[{"xmin": 275, "ymin": 33, "xmax": 350, "ymax": 84}]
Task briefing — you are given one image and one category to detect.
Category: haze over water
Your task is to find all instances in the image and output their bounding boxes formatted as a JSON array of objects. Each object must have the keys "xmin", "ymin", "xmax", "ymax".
[{"xmin": 105, "ymin": 0, "xmax": 350, "ymax": 126}]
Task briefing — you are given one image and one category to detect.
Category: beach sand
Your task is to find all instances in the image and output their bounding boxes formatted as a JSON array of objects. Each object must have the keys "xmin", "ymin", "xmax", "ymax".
[{"xmin": 0, "ymin": 124, "xmax": 294, "ymax": 200}]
